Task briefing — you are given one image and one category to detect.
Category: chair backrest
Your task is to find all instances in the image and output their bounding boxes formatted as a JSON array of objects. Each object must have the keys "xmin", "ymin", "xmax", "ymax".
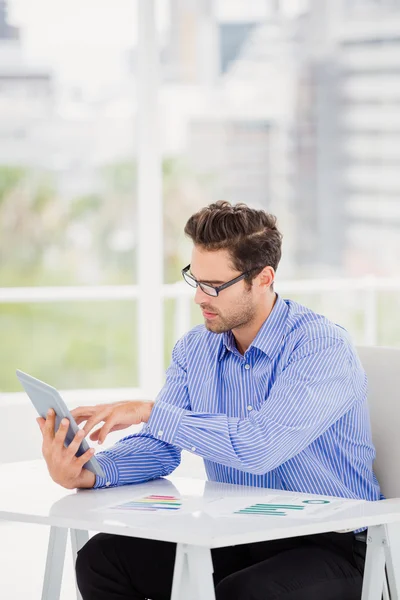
[{"xmin": 357, "ymin": 346, "xmax": 400, "ymax": 498}]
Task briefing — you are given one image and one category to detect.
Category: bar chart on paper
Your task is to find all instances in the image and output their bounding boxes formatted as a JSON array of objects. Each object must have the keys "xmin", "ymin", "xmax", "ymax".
[
  {"xmin": 205, "ymin": 495, "xmax": 365, "ymax": 519},
  {"xmin": 109, "ymin": 495, "xmax": 182, "ymax": 512},
  {"xmin": 235, "ymin": 499, "xmax": 330, "ymax": 517}
]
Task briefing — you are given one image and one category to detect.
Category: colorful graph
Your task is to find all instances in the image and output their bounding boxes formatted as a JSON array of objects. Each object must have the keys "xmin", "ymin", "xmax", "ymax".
[
  {"xmin": 234, "ymin": 499, "xmax": 331, "ymax": 517},
  {"xmin": 110, "ymin": 495, "xmax": 182, "ymax": 512}
]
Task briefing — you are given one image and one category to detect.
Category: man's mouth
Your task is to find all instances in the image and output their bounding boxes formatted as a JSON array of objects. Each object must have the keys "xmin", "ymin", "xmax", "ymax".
[{"xmin": 202, "ymin": 309, "xmax": 218, "ymax": 320}]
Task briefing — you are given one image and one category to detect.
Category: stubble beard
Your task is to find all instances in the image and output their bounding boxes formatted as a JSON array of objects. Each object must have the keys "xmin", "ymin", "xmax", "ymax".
[{"xmin": 204, "ymin": 302, "xmax": 256, "ymax": 334}]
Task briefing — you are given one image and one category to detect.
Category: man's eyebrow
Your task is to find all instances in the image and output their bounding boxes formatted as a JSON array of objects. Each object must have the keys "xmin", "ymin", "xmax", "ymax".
[{"xmin": 190, "ymin": 270, "xmax": 225, "ymax": 285}]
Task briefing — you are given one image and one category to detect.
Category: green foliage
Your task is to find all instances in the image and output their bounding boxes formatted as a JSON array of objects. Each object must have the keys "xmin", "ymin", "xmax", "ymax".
[
  {"xmin": 0, "ymin": 166, "xmax": 26, "ymax": 204},
  {"xmin": 1, "ymin": 157, "xmax": 400, "ymax": 394},
  {"xmin": 0, "ymin": 156, "xmax": 209, "ymax": 391},
  {"xmin": 69, "ymin": 194, "xmax": 102, "ymax": 220},
  {"xmin": 1, "ymin": 298, "xmax": 203, "ymax": 392},
  {"xmin": 0, "ymin": 302, "xmax": 138, "ymax": 392},
  {"xmin": 101, "ymin": 160, "xmax": 137, "ymax": 193}
]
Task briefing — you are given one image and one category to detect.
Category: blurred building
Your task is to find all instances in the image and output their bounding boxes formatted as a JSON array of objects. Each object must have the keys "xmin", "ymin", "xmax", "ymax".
[
  {"xmin": 185, "ymin": 15, "xmax": 297, "ymax": 276},
  {"xmin": 219, "ymin": 22, "xmax": 257, "ymax": 73},
  {"xmin": 0, "ymin": 0, "xmax": 18, "ymax": 39},
  {"xmin": 3, "ymin": 0, "xmax": 399, "ymax": 278},
  {"xmin": 293, "ymin": 0, "xmax": 400, "ymax": 276},
  {"xmin": 0, "ymin": 0, "xmax": 136, "ymax": 198},
  {"xmin": 340, "ymin": 0, "xmax": 400, "ymax": 275},
  {"xmin": 164, "ymin": 0, "xmax": 219, "ymax": 85},
  {"xmin": 189, "ymin": 116, "xmax": 272, "ymax": 208},
  {"xmin": 166, "ymin": 0, "xmax": 400, "ymax": 278},
  {"xmin": 0, "ymin": 0, "xmax": 53, "ymax": 165}
]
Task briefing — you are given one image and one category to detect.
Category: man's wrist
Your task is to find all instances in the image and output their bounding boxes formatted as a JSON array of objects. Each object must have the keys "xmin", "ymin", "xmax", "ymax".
[
  {"xmin": 141, "ymin": 401, "xmax": 155, "ymax": 423},
  {"xmin": 77, "ymin": 469, "xmax": 96, "ymax": 489}
]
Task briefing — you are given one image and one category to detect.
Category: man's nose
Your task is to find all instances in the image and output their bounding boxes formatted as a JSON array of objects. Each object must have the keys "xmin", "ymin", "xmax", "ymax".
[{"xmin": 195, "ymin": 286, "xmax": 211, "ymax": 305}]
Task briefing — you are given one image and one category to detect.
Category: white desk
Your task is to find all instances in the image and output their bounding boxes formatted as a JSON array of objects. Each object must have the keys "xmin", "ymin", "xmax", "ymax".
[{"xmin": 1, "ymin": 460, "xmax": 400, "ymax": 600}]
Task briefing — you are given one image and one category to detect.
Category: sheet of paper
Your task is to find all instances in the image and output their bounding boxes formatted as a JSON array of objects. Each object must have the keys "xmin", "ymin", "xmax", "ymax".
[
  {"xmin": 98, "ymin": 494, "xmax": 206, "ymax": 514},
  {"xmin": 204, "ymin": 494, "xmax": 366, "ymax": 519},
  {"xmin": 96, "ymin": 492, "xmax": 365, "ymax": 519}
]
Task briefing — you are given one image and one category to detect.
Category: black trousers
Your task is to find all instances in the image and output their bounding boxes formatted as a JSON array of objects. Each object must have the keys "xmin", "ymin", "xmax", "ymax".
[{"xmin": 76, "ymin": 530, "xmax": 366, "ymax": 600}]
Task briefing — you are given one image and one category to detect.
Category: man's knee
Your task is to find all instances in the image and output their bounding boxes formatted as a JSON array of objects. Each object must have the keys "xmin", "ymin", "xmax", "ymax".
[
  {"xmin": 216, "ymin": 572, "xmax": 249, "ymax": 600},
  {"xmin": 75, "ymin": 536, "xmax": 93, "ymax": 582},
  {"xmin": 75, "ymin": 533, "xmax": 110, "ymax": 585}
]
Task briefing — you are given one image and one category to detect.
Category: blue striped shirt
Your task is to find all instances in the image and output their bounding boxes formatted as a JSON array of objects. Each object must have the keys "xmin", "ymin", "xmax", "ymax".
[{"xmin": 94, "ymin": 295, "xmax": 381, "ymax": 503}]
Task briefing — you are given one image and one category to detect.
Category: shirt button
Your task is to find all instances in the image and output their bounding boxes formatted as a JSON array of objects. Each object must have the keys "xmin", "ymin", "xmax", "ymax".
[
  {"xmin": 247, "ymin": 405, "xmax": 253, "ymax": 411},
  {"xmin": 191, "ymin": 446, "xmax": 196, "ymax": 452},
  {"xmin": 105, "ymin": 481, "xmax": 111, "ymax": 487},
  {"xmin": 158, "ymin": 430, "xmax": 163, "ymax": 437},
  {"xmin": 244, "ymin": 364, "xmax": 250, "ymax": 370}
]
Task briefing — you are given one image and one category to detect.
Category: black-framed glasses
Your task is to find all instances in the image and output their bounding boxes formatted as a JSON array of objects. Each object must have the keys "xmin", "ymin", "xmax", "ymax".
[{"xmin": 181, "ymin": 264, "xmax": 261, "ymax": 297}]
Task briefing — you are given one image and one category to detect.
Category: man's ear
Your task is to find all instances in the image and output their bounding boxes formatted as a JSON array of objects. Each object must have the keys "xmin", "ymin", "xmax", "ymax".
[{"xmin": 258, "ymin": 266, "xmax": 275, "ymax": 291}]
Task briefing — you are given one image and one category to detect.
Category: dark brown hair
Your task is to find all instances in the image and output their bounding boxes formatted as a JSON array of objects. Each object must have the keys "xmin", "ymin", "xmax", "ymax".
[{"xmin": 184, "ymin": 201, "xmax": 282, "ymax": 284}]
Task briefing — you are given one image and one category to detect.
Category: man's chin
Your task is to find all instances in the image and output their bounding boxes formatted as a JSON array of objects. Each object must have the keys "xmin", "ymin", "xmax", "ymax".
[{"xmin": 204, "ymin": 319, "xmax": 227, "ymax": 334}]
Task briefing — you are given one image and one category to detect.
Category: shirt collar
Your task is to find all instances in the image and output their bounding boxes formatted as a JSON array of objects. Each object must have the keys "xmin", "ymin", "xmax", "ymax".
[{"xmin": 219, "ymin": 294, "xmax": 289, "ymax": 361}]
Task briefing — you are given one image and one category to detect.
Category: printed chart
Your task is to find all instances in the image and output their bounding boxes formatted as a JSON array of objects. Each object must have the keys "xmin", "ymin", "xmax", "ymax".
[
  {"xmin": 204, "ymin": 495, "xmax": 365, "ymax": 519},
  {"xmin": 108, "ymin": 495, "xmax": 182, "ymax": 512},
  {"xmin": 235, "ymin": 498, "xmax": 331, "ymax": 517},
  {"xmin": 98, "ymin": 493, "xmax": 365, "ymax": 519}
]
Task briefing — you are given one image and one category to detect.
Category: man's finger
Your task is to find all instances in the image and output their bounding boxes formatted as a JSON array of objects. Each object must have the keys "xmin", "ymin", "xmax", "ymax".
[
  {"xmin": 66, "ymin": 428, "xmax": 86, "ymax": 459},
  {"xmin": 43, "ymin": 409, "xmax": 56, "ymax": 439},
  {"xmin": 97, "ymin": 419, "xmax": 115, "ymax": 445},
  {"xmin": 89, "ymin": 428, "xmax": 101, "ymax": 442},
  {"xmin": 70, "ymin": 406, "xmax": 95, "ymax": 420},
  {"xmin": 54, "ymin": 417, "xmax": 70, "ymax": 447},
  {"xmin": 73, "ymin": 416, "xmax": 89, "ymax": 426},
  {"xmin": 82, "ymin": 412, "xmax": 107, "ymax": 436},
  {"xmin": 76, "ymin": 447, "xmax": 95, "ymax": 468},
  {"xmin": 37, "ymin": 417, "xmax": 46, "ymax": 432},
  {"xmin": 90, "ymin": 423, "xmax": 126, "ymax": 442}
]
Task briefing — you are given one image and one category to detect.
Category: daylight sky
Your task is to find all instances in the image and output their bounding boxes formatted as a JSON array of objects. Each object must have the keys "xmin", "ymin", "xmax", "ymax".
[{"xmin": 10, "ymin": 0, "xmax": 140, "ymax": 91}]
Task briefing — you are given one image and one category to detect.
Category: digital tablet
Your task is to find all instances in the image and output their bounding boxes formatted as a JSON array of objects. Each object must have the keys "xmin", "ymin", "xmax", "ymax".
[{"xmin": 16, "ymin": 369, "xmax": 106, "ymax": 479}]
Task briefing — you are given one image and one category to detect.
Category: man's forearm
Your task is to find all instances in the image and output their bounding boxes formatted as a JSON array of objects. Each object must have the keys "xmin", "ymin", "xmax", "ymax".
[{"xmin": 93, "ymin": 429, "xmax": 181, "ymax": 489}]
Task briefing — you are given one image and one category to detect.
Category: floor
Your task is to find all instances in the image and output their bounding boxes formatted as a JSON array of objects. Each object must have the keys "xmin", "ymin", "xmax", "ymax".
[{"xmin": 0, "ymin": 520, "xmax": 77, "ymax": 599}]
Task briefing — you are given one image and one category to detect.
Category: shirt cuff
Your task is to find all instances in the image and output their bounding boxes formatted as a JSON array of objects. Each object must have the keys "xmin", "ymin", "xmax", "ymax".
[
  {"xmin": 93, "ymin": 452, "xmax": 120, "ymax": 489},
  {"xmin": 147, "ymin": 401, "xmax": 187, "ymax": 445}
]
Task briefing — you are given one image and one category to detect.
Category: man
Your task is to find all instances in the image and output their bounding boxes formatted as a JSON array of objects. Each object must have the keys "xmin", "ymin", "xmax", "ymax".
[{"xmin": 38, "ymin": 201, "xmax": 380, "ymax": 599}]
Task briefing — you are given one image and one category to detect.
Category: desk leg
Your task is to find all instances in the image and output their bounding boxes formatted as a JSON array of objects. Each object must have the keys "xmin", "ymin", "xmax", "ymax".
[
  {"xmin": 362, "ymin": 525, "xmax": 387, "ymax": 600},
  {"xmin": 187, "ymin": 546, "xmax": 215, "ymax": 600},
  {"xmin": 70, "ymin": 529, "xmax": 90, "ymax": 600},
  {"xmin": 383, "ymin": 522, "xmax": 400, "ymax": 600},
  {"xmin": 171, "ymin": 544, "xmax": 215, "ymax": 600},
  {"xmin": 171, "ymin": 543, "xmax": 191, "ymax": 600},
  {"xmin": 41, "ymin": 526, "xmax": 68, "ymax": 600}
]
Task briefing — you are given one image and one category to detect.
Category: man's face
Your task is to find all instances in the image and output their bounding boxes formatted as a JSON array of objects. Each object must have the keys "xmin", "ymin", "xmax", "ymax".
[{"xmin": 190, "ymin": 246, "xmax": 258, "ymax": 334}]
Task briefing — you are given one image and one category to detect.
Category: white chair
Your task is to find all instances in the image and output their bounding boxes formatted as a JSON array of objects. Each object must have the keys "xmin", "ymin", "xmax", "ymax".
[{"xmin": 357, "ymin": 346, "xmax": 400, "ymax": 600}]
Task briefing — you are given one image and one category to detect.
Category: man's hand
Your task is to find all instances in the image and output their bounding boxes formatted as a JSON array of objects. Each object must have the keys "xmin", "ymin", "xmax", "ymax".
[
  {"xmin": 70, "ymin": 400, "xmax": 154, "ymax": 445},
  {"xmin": 37, "ymin": 409, "xmax": 96, "ymax": 490}
]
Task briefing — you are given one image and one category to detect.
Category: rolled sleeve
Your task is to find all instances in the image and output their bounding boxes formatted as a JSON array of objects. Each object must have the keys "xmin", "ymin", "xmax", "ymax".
[
  {"xmin": 147, "ymin": 401, "xmax": 188, "ymax": 445},
  {"xmin": 93, "ymin": 452, "xmax": 120, "ymax": 489}
]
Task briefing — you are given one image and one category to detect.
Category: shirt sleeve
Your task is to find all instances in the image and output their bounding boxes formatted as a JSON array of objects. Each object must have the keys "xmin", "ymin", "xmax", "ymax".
[
  {"xmin": 147, "ymin": 336, "xmax": 364, "ymax": 475},
  {"xmin": 93, "ymin": 341, "xmax": 191, "ymax": 489},
  {"xmin": 92, "ymin": 427, "xmax": 183, "ymax": 489}
]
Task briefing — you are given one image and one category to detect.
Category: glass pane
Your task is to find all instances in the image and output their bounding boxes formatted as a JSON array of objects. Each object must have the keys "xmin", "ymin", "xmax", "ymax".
[
  {"xmin": 3, "ymin": 0, "xmax": 400, "ymax": 398},
  {"xmin": 0, "ymin": 301, "xmax": 138, "ymax": 392}
]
